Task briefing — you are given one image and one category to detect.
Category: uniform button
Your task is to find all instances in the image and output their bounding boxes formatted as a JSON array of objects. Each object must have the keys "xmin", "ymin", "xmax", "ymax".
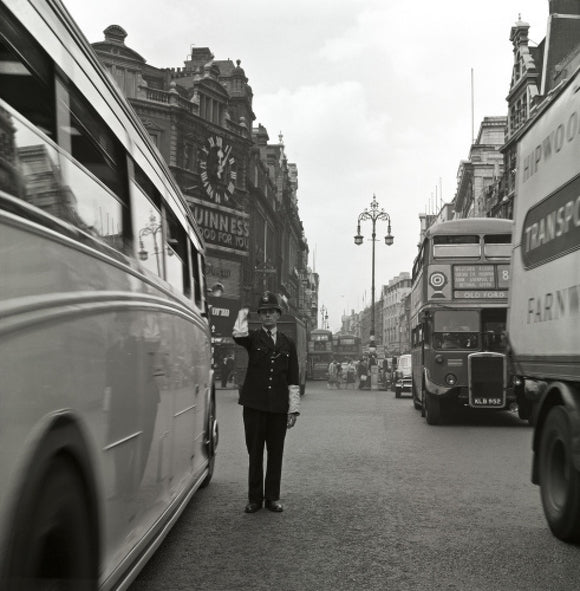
[{"xmin": 268, "ymin": 386, "xmax": 272, "ymax": 390}]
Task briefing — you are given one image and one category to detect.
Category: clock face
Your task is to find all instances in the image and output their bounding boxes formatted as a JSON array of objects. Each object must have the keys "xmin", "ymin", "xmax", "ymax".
[{"xmin": 199, "ymin": 135, "xmax": 237, "ymax": 204}]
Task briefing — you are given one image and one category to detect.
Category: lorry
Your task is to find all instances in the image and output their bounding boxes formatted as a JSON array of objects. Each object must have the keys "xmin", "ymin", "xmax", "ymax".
[
  {"xmin": 233, "ymin": 312, "xmax": 308, "ymax": 396},
  {"xmin": 507, "ymin": 67, "xmax": 580, "ymax": 542}
]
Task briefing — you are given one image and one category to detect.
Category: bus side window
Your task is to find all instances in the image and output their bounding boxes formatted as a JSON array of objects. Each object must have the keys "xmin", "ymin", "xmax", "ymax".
[
  {"xmin": 164, "ymin": 206, "xmax": 188, "ymax": 295},
  {"xmin": 200, "ymin": 254, "xmax": 208, "ymax": 316},
  {"xmin": 412, "ymin": 245, "xmax": 422, "ymax": 281},
  {"xmin": 183, "ymin": 237, "xmax": 194, "ymax": 300},
  {"xmin": 190, "ymin": 244, "xmax": 203, "ymax": 309},
  {"xmin": 132, "ymin": 185, "xmax": 163, "ymax": 279},
  {"xmin": 54, "ymin": 78, "xmax": 127, "ymax": 250},
  {"xmin": 0, "ymin": 10, "xmax": 55, "ymax": 138},
  {"xmin": 57, "ymin": 81, "xmax": 127, "ymax": 199}
]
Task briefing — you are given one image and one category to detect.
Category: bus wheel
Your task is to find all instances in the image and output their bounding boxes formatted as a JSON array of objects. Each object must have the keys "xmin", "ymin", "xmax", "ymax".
[
  {"xmin": 6, "ymin": 456, "xmax": 97, "ymax": 590},
  {"xmin": 425, "ymin": 392, "xmax": 442, "ymax": 425},
  {"xmin": 539, "ymin": 405, "xmax": 580, "ymax": 542}
]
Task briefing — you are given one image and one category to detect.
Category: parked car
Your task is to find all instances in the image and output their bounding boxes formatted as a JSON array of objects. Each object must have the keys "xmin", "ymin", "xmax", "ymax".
[{"xmin": 395, "ymin": 354, "xmax": 412, "ymax": 398}]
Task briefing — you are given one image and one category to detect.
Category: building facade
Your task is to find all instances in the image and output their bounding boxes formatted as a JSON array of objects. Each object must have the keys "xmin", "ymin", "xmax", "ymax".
[
  {"xmin": 453, "ymin": 116, "xmax": 507, "ymax": 219},
  {"xmin": 382, "ymin": 272, "xmax": 412, "ymax": 356},
  {"xmin": 486, "ymin": 2, "xmax": 580, "ymax": 220},
  {"xmin": 90, "ymin": 26, "xmax": 317, "ymax": 356}
]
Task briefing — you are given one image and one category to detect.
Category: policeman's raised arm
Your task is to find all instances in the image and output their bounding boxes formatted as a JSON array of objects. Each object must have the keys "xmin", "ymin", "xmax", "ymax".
[{"xmin": 232, "ymin": 307, "xmax": 250, "ymax": 338}]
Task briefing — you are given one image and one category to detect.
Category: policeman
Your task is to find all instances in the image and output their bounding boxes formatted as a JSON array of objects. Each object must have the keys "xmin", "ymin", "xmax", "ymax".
[{"xmin": 232, "ymin": 291, "xmax": 300, "ymax": 513}]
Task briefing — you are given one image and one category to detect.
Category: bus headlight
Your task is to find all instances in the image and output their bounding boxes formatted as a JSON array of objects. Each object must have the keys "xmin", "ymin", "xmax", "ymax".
[
  {"xmin": 435, "ymin": 354, "xmax": 444, "ymax": 364},
  {"xmin": 445, "ymin": 373, "xmax": 457, "ymax": 386}
]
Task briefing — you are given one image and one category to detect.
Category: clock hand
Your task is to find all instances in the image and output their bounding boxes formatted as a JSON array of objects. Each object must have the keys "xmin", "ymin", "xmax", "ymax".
[
  {"xmin": 215, "ymin": 148, "xmax": 224, "ymax": 180},
  {"xmin": 217, "ymin": 145, "xmax": 232, "ymax": 178}
]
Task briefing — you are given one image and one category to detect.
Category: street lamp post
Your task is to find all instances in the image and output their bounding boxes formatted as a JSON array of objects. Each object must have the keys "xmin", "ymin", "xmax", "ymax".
[{"xmin": 354, "ymin": 194, "xmax": 394, "ymax": 357}]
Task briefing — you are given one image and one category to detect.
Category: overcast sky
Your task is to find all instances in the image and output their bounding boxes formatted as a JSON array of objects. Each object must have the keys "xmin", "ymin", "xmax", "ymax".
[{"xmin": 64, "ymin": 0, "xmax": 548, "ymax": 332}]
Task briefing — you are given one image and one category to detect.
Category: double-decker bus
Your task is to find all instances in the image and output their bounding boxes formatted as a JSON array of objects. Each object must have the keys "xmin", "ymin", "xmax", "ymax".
[
  {"xmin": 307, "ymin": 328, "xmax": 333, "ymax": 380},
  {"xmin": 0, "ymin": 1, "xmax": 218, "ymax": 588},
  {"xmin": 333, "ymin": 333, "xmax": 362, "ymax": 363},
  {"xmin": 410, "ymin": 217, "xmax": 522, "ymax": 424}
]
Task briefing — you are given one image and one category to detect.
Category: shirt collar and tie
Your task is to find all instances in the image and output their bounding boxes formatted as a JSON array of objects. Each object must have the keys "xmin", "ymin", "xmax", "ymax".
[{"xmin": 264, "ymin": 327, "xmax": 277, "ymax": 345}]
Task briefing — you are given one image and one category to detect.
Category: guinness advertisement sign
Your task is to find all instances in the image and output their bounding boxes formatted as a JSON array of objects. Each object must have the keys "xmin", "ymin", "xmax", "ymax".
[{"xmin": 188, "ymin": 197, "xmax": 249, "ymax": 255}]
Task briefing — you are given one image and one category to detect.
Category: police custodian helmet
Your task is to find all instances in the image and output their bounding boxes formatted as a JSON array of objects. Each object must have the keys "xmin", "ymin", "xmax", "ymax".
[{"xmin": 257, "ymin": 291, "xmax": 282, "ymax": 314}]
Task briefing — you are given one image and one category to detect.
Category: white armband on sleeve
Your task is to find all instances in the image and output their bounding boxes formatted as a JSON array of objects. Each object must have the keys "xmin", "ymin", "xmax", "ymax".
[
  {"xmin": 288, "ymin": 384, "xmax": 300, "ymax": 415},
  {"xmin": 232, "ymin": 307, "xmax": 249, "ymax": 337}
]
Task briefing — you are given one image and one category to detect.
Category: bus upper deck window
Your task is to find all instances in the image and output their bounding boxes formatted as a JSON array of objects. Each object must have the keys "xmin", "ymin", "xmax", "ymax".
[
  {"xmin": 483, "ymin": 234, "xmax": 512, "ymax": 258},
  {"xmin": 432, "ymin": 235, "xmax": 480, "ymax": 258}
]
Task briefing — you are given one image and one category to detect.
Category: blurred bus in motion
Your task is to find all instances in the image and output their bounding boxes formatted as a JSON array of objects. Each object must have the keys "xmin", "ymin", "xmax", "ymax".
[
  {"xmin": 307, "ymin": 328, "xmax": 333, "ymax": 380},
  {"xmin": 0, "ymin": 0, "xmax": 218, "ymax": 588},
  {"xmin": 333, "ymin": 333, "xmax": 362, "ymax": 364},
  {"xmin": 410, "ymin": 218, "xmax": 521, "ymax": 424}
]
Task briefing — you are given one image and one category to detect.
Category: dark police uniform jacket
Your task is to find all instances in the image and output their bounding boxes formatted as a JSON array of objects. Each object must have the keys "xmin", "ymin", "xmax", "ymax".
[{"xmin": 234, "ymin": 329, "xmax": 299, "ymax": 414}]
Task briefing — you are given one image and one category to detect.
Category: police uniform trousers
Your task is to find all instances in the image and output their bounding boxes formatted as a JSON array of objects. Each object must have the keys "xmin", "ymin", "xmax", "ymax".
[{"xmin": 243, "ymin": 406, "xmax": 288, "ymax": 503}]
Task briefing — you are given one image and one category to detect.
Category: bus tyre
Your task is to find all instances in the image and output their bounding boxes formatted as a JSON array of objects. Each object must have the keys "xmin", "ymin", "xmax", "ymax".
[
  {"xmin": 425, "ymin": 392, "xmax": 442, "ymax": 425},
  {"xmin": 6, "ymin": 456, "xmax": 97, "ymax": 590},
  {"xmin": 539, "ymin": 405, "xmax": 580, "ymax": 542}
]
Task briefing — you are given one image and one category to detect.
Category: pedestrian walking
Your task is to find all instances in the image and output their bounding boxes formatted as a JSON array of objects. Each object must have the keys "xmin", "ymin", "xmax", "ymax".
[
  {"xmin": 357, "ymin": 357, "xmax": 368, "ymax": 389},
  {"xmin": 346, "ymin": 360, "xmax": 356, "ymax": 389},
  {"xmin": 335, "ymin": 361, "xmax": 343, "ymax": 389},
  {"xmin": 327, "ymin": 358, "xmax": 338, "ymax": 389},
  {"xmin": 232, "ymin": 291, "xmax": 300, "ymax": 514},
  {"xmin": 220, "ymin": 355, "xmax": 229, "ymax": 388},
  {"xmin": 225, "ymin": 354, "xmax": 235, "ymax": 386}
]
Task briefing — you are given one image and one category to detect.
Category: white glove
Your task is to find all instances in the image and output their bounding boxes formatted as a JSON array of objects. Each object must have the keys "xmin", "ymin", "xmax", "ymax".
[
  {"xmin": 288, "ymin": 384, "xmax": 300, "ymax": 415},
  {"xmin": 287, "ymin": 413, "xmax": 298, "ymax": 429},
  {"xmin": 232, "ymin": 307, "xmax": 249, "ymax": 337}
]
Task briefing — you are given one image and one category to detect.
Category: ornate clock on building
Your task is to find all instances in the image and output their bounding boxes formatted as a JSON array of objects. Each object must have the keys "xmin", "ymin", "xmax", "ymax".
[{"xmin": 199, "ymin": 135, "xmax": 237, "ymax": 204}]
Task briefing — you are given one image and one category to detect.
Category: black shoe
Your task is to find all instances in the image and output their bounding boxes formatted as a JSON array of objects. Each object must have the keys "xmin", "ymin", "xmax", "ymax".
[
  {"xmin": 244, "ymin": 502, "xmax": 262, "ymax": 513},
  {"xmin": 265, "ymin": 500, "xmax": 284, "ymax": 512}
]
